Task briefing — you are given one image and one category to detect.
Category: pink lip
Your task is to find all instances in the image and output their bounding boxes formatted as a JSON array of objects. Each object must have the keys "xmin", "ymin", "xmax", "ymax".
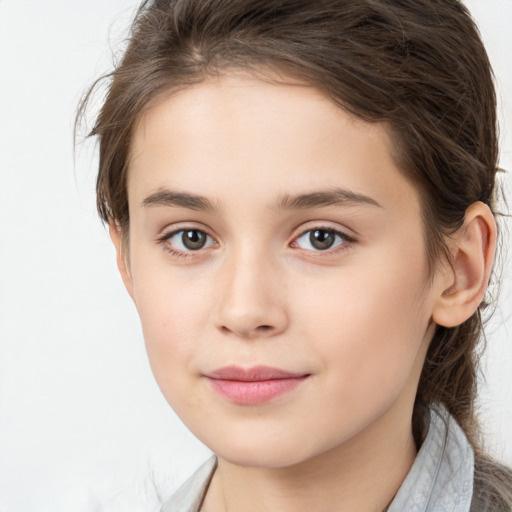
[{"xmin": 204, "ymin": 365, "xmax": 310, "ymax": 405}]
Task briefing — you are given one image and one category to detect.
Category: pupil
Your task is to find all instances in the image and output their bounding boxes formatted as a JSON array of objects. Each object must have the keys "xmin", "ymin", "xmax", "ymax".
[
  {"xmin": 182, "ymin": 230, "xmax": 206, "ymax": 250},
  {"xmin": 310, "ymin": 229, "xmax": 334, "ymax": 250}
]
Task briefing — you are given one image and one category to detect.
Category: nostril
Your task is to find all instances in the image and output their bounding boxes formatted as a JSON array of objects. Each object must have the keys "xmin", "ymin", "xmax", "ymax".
[{"xmin": 219, "ymin": 324, "xmax": 275, "ymax": 337}]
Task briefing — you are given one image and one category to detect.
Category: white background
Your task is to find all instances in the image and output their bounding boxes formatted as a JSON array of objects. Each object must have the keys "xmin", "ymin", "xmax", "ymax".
[{"xmin": 0, "ymin": 1, "xmax": 510, "ymax": 511}]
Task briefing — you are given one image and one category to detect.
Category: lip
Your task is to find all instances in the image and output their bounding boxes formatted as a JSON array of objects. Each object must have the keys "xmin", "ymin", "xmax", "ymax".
[{"xmin": 204, "ymin": 365, "xmax": 310, "ymax": 405}]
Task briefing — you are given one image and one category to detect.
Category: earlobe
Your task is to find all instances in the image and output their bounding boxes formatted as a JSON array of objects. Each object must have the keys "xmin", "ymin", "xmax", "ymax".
[
  {"xmin": 109, "ymin": 222, "xmax": 135, "ymax": 301},
  {"xmin": 432, "ymin": 202, "xmax": 496, "ymax": 328}
]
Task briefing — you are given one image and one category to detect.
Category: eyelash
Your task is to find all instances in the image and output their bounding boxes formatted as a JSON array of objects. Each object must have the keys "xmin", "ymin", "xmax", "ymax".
[{"xmin": 156, "ymin": 226, "xmax": 356, "ymax": 260}]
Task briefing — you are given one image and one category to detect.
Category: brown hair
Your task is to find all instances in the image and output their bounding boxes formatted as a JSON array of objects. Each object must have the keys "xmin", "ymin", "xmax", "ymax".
[{"xmin": 78, "ymin": 0, "xmax": 512, "ymax": 507}]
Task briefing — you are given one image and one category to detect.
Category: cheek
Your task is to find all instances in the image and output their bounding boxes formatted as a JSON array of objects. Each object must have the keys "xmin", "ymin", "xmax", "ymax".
[
  {"xmin": 296, "ymin": 245, "xmax": 431, "ymax": 402},
  {"xmin": 129, "ymin": 261, "xmax": 214, "ymax": 393}
]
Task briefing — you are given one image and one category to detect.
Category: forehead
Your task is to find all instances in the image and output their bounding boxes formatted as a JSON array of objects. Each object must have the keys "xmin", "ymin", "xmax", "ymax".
[{"xmin": 127, "ymin": 73, "xmax": 420, "ymax": 218}]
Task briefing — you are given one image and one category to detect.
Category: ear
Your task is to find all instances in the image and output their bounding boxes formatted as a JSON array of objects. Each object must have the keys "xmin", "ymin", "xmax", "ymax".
[
  {"xmin": 432, "ymin": 202, "xmax": 496, "ymax": 328},
  {"xmin": 109, "ymin": 222, "xmax": 135, "ymax": 301}
]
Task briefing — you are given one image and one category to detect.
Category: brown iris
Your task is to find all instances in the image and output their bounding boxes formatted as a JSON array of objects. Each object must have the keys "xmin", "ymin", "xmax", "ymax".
[
  {"xmin": 181, "ymin": 230, "xmax": 208, "ymax": 250},
  {"xmin": 309, "ymin": 229, "xmax": 336, "ymax": 250}
]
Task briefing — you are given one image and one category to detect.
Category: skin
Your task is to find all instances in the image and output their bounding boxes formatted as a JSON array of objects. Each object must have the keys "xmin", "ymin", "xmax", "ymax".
[{"xmin": 111, "ymin": 73, "xmax": 496, "ymax": 512}]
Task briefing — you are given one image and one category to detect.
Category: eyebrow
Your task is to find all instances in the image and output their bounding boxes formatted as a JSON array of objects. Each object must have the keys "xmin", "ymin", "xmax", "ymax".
[
  {"xmin": 141, "ymin": 187, "xmax": 382, "ymax": 212},
  {"xmin": 275, "ymin": 188, "xmax": 382, "ymax": 210},
  {"xmin": 141, "ymin": 189, "xmax": 217, "ymax": 212}
]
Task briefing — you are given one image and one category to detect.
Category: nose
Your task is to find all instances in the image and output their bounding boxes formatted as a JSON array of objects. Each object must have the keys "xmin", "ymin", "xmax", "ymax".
[{"xmin": 214, "ymin": 247, "xmax": 289, "ymax": 340}]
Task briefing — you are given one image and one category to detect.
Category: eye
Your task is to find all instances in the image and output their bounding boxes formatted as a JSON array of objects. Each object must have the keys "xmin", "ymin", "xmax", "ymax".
[
  {"xmin": 293, "ymin": 228, "xmax": 353, "ymax": 251},
  {"xmin": 162, "ymin": 229, "xmax": 216, "ymax": 252}
]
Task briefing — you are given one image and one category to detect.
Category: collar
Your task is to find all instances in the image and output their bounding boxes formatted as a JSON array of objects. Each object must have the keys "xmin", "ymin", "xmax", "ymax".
[
  {"xmin": 388, "ymin": 404, "xmax": 474, "ymax": 512},
  {"xmin": 161, "ymin": 404, "xmax": 474, "ymax": 512}
]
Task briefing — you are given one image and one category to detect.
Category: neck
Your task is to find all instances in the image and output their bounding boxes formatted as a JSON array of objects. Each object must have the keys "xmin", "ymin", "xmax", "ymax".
[{"xmin": 201, "ymin": 402, "xmax": 417, "ymax": 512}]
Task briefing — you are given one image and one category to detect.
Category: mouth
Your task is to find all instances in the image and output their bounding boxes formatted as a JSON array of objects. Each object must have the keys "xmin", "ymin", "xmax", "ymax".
[{"xmin": 203, "ymin": 365, "xmax": 310, "ymax": 405}]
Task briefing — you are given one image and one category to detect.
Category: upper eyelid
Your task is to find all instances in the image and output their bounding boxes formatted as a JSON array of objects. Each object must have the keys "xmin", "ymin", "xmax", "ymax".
[
  {"xmin": 291, "ymin": 223, "xmax": 356, "ymax": 242},
  {"xmin": 296, "ymin": 227, "xmax": 350, "ymax": 238},
  {"xmin": 157, "ymin": 224, "xmax": 216, "ymax": 241}
]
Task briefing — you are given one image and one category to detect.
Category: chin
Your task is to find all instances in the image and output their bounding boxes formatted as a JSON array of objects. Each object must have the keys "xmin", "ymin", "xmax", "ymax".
[
  {"xmin": 204, "ymin": 428, "xmax": 327, "ymax": 469},
  {"xmin": 219, "ymin": 447, "xmax": 310, "ymax": 469}
]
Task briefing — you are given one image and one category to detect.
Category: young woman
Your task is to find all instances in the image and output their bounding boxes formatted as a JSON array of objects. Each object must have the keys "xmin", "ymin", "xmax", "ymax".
[{"xmin": 79, "ymin": 0, "xmax": 512, "ymax": 510}]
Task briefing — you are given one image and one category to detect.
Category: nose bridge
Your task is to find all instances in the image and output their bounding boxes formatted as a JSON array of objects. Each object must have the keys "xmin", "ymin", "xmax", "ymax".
[{"xmin": 215, "ymin": 240, "xmax": 287, "ymax": 338}]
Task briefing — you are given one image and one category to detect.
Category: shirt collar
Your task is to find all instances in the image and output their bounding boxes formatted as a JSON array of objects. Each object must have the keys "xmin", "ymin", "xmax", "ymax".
[
  {"xmin": 161, "ymin": 404, "xmax": 474, "ymax": 512},
  {"xmin": 388, "ymin": 403, "xmax": 474, "ymax": 512}
]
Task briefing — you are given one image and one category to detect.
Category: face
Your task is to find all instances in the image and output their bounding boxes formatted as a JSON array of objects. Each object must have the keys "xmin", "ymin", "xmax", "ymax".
[{"xmin": 121, "ymin": 73, "xmax": 445, "ymax": 468}]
